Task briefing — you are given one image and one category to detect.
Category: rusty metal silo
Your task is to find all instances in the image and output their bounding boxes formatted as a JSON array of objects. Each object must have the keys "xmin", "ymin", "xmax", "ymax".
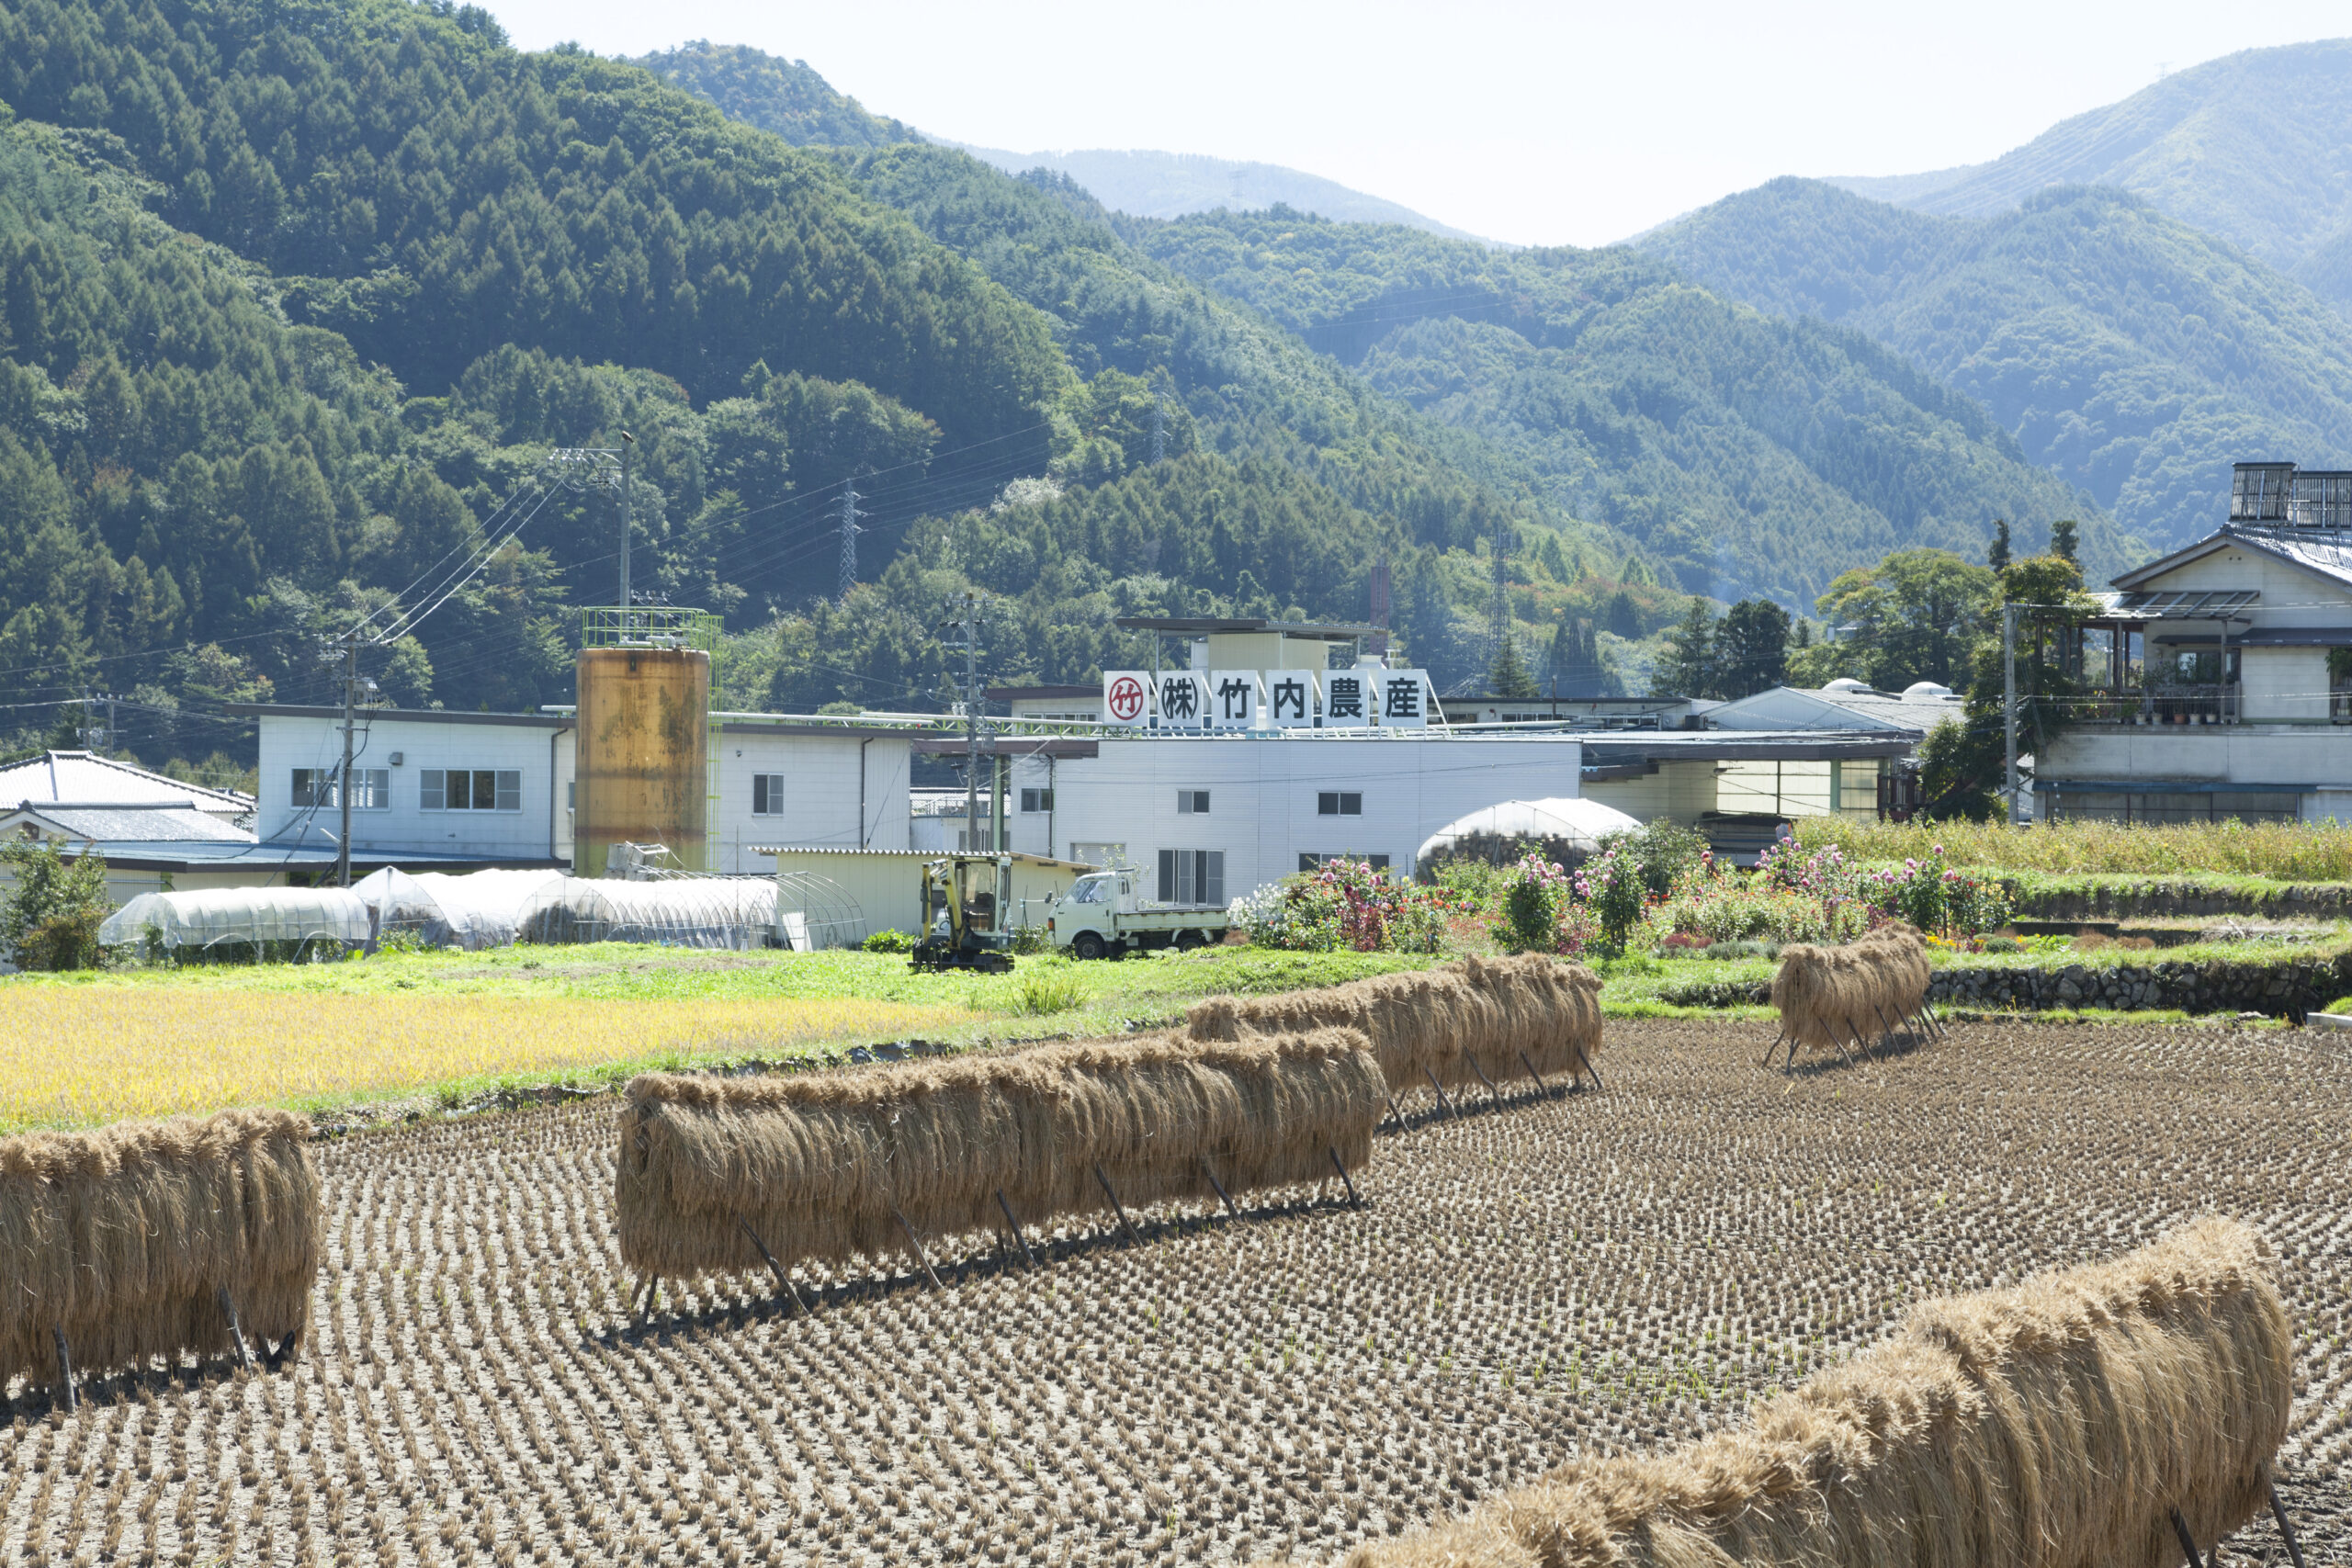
[{"xmin": 574, "ymin": 637, "xmax": 711, "ymax": 877}]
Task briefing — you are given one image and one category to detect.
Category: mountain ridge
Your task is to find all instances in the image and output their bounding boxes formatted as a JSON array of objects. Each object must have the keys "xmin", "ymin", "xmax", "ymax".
[
  {"xmin": 1639, "ymin": 175, "xmax": 2352, "ymax": 552},
  {"xmin": 1818, "ymin": 38, "xmax": 2352, "ymax": 314}
]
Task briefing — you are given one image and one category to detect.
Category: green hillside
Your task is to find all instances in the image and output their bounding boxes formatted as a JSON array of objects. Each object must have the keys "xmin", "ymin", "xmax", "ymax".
[
  {"xmin": 1641, "ymin": 177, "xmax": 2352, "ymax": 550},
  {"xmin": 1826, "ymin": 39, "xmax": 2352, "ymax": 314},
  {"xmin": 1125, "ymin": 207, "xmax": 2127, "ymax": 603},
  {"xmin": 634, "ymin": 40, "xmax": 911, "ymax": 149},
  {"xmin": 0, "ymin": 0, "xmax": 1652, "ymax": 742},
  {"xmin": 0, "ymin": 3, "xmax": 2165, "ymax": 752}
]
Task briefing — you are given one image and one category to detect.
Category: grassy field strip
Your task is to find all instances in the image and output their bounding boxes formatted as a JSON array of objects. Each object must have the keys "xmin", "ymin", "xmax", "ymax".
[
  {"xmin": 0, "ymin": 991, "xmax": 977, "ymax": 1129},
  {"xmin": 1796, "ymin": 815, "xmax": 2352, "ymax": 880}
]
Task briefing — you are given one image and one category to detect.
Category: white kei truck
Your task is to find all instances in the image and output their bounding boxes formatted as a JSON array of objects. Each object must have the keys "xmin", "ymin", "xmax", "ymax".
[{"xmin": 1044, "ymin": 869, "xmax": 1231, "ymax": 959}]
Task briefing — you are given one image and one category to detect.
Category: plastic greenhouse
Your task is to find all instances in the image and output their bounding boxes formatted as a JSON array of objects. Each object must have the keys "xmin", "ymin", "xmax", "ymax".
[
  {"xmin": 352, "ymin": 868, "xmax": 569, "ymax": 951},
  {"xmin": 98, "ymin": 886, "xmax": 373, "ymax": 956},
  {"xmin": 1413, "ymin": 797, "xmax": 1643, "ymax": 872},
  {"xmin": 772, "ymin": 869, "xmax": 869, "ymax": 951},
  {"xmin": 514, "ymin": 876, "xmax": 781, "ymax": 949}
]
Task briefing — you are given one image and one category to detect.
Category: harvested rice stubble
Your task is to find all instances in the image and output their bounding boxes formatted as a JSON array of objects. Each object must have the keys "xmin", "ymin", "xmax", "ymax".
[{"xmin": 0, "ymin": 1018, "xmax": 2347, "ymax": 1565}]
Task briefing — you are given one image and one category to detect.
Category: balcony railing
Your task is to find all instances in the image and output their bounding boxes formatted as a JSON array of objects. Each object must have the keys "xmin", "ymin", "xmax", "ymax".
[{"xmin": 2075, "ymin": 682, "xmax": 2240, "ymax": 726}]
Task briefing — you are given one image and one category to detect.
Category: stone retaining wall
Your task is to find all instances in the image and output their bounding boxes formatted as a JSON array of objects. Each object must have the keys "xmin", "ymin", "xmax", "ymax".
[{"xmin": 1662, "ymin": 950, "xmax": 2352, "ymax": 1018}]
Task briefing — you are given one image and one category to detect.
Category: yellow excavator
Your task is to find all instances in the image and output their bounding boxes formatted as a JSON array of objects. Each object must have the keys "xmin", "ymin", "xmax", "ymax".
[{"xmin": 910, "ymin": 854, "xmax": 1017, "ymax": 974}]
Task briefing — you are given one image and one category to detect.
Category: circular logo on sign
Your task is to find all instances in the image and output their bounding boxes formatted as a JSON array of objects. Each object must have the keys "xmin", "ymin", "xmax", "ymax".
[{"xmin": 1106, "ymin": 675, "xmax": 1146, "ymax": 722}]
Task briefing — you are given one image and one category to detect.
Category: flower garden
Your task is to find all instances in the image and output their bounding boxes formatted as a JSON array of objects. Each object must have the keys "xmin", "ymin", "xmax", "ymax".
[{"xmin": 1238, "ymin": 827, "xmax": 2015, "ymax": 962}]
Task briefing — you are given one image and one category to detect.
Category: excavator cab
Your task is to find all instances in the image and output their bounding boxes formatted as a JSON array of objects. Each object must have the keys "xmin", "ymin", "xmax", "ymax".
[{"xmin": 910, "ymin": 854, "xmax": 1017, "ymax": 974}]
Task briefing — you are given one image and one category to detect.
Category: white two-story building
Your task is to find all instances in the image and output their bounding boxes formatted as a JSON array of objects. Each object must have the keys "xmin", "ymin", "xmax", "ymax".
[
  {"xmin": 232, "ymin": 705, "xmax": 918, "ymax": 873},
  {"xmin": 2035, "ymin": 461, "xmax": 2352, "ymax": 824}
]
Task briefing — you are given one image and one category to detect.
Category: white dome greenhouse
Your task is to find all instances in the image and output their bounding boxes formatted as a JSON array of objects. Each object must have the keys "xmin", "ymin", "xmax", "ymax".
[
  {"xmin": 1414, "ymin": 797, "xmax": 1643, "ymax": 870},
  {"xmin": 99, "ymin": 886, "xmax": 372, "ymax": 955},
  {"xmin": 351, "ymin": 867, "xmax": 569, "ymax": 951},
  {"xmin": 514, "ymin": 876, "xmax": 781, "ymax": 949}
]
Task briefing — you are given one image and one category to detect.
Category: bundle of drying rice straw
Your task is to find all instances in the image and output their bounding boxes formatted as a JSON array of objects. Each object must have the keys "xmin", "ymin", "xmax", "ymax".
[
  {"xmin": 1317, "ymin": 1216, "xmax": 2291, "ymax": 1568},
  {"xmin": 0, "ymin": 1109, "xmax": 321, "ymax": 1383},
  {"xmin": 617, "ymin": 1027, "xmax": 1385, "ymax": 1279}
]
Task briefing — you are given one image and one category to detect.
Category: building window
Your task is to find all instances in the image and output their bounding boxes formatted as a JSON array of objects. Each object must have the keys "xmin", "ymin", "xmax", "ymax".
[
  {"xmin": 1020, "ymin": 787, "xmax": 1055, "ymax": 813},
  {"xmin": 1175, "ymin": 789, "xmax": 1210, "ymax": 814},
  {"xmin": 421, "ymin": 768, "xmax": 521, "ymax": 812},
  {"xmin": 1158, "ymin": 849, "xmax": 1224, "ymax": 906},
  {"xmin": 1317, "ymin": 791, "xmax": 1363, "ymax": 816},
  {"xmin": 1301, "ymin": 852, "xmax": 1391, "ymax": 873},
  {"xmin": 752, "ymin": 773, "xmax": 786, "ymax": 816},
  {"xmin": 290, "ymin": 768, "xmax": 389, "ymax": 809}
]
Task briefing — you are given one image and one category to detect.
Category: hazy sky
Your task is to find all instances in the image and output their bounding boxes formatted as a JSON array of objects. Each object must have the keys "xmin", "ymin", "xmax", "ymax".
[{"xmin": 484, "ymin": 0, "xmax": 2350, "ymax": 245}]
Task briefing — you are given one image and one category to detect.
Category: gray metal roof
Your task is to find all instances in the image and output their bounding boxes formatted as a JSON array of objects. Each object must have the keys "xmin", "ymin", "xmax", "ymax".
[
  {"xmin": 2229, "ymin": 626, "xmax": 2352, "ymax": 647},
  {"xmin": 2112, "ymin": 527, "xmax": 2352, "ymax": 594},
  {"xmin": 1582, "ymin": 729, "xmax": 1923, "ymax": 764},
  {"xmin": 6, "ymin": 802, "xmax": 256, "ymax": 842},
  {"xmin": 0, "ymin": 751, "xmax": 251, "ymax": 811},
  {"xmin": 2098, "ymin": 588, "xmax": 2260, "ymax": 618}
]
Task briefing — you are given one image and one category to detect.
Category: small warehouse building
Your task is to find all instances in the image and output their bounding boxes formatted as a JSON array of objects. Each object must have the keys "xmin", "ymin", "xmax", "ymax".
[{"xmin": 760, "ymin": 847, "xmax": 1096, "ymax": 942}]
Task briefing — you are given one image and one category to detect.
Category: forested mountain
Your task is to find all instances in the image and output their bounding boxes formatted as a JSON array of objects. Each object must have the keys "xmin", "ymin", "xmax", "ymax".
[
  {"xmin": 0, "ymin": 0, "xmax": 2162, "ymax": 767},
  {"xmin": 0, "ymin": 0, "xmax": 1667, "ymax": 754},
  {"xmin": 1125, "ymin": 207, "xmax": 2126, "ymax": 602},
  {"xmin": 1826, "ymin": 39, "xmax": 2352, "ymax": 315},
  {"xmin": 952, "ymin": 147, "xmax": 1485, "ymax": 241},
  {"xmin": 633, "ymin": 41, "xmax": 910, "ymax": 149},
  {"xmin": 1641, "ymin": 178, "xmax": 2352, "ymax": 552}
]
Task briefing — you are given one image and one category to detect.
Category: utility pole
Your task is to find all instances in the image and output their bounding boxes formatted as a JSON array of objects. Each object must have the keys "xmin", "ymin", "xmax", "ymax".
[
  {"xmin": 616, "ymin": 432, "xmax": 634, "ymax": 626},
  {"xmin": 338, "ymin": 629, "xmax": 358, "ymax": 887},
  {"xmin": 2003, "ymin": 603, "xmax": 2019, "ymax": 829},
  {"xmin": 1149, "ymin": 396, "xmax": 1166, "ymax": 466},
  {"xmin": 837, "ymin": 480, "xmax": 864, "ymax": 604}
]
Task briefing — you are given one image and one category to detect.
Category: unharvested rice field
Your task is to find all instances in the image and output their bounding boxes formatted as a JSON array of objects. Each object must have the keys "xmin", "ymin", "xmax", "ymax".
[
  {"xmin": 5, "ymin": 1017, "xmax": 2348, "ymax": 1566},
  {"xmin": 0, "ymin": 991, "xmax": 976, "ymax": 1127}
]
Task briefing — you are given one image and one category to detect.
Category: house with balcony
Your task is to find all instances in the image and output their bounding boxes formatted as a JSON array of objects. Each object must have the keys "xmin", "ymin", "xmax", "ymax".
[{"xmin": 2033, "ymin": 461, "xmax": 2352, "ymax": 824}]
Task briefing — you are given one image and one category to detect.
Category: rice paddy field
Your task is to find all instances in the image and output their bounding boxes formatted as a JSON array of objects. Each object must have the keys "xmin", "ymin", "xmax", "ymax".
[
  {"xmin": 5, "ymin": 1015, "xmax": 2347, "ymax": 1566},
  {"xmin": 0, "ymin": 947, "xmax": 1426, "ymax": 1131}
]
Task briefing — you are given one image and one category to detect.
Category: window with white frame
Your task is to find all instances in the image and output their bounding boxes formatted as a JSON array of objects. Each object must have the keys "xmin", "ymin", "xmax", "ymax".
[
  {"xmin": 1020, "ymin": 787, "xmax": 1055, "ymax": 813},
  {"xmin": 1158, "ymin": 849, "xmax": 1224, "ymax": 906},
  {"xmin": 1317, "ymin": 791, "xmax": 1363, "ymax": 816},
  {"xmin": 290, "ymin": 767, "xmax": 389, "ymax": 809},
  {"xmin": 420, "ymin": 768, "xmax": 521, "ymax": 811},
  {"xmin": 1175, "ymin": 789, "xmax": 1210, "ymax": 814},
  {"xmin": 752, "ymin": 773, "xmax": 786, "ymax": 816}
]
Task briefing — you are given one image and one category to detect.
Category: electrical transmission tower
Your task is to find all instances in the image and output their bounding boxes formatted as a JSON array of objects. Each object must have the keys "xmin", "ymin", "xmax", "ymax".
[
  {"xmin": 1487, "ymin": 512, "xmax": 1511, "ymax": 660},
  {"xmin": 1367, "ymin": 557, "xmax": 1392, "ymax": 658},
  {"xmin": 937, "ymin": 592, "xmax": 992, "ymax": 851},
  {"xmin": 1149, "ymin": 396, "xmax": 1166, "ymax": 465},
  {"xmin": 837, "ymin": 481, "xmax": 864, "ymax": 604}
]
